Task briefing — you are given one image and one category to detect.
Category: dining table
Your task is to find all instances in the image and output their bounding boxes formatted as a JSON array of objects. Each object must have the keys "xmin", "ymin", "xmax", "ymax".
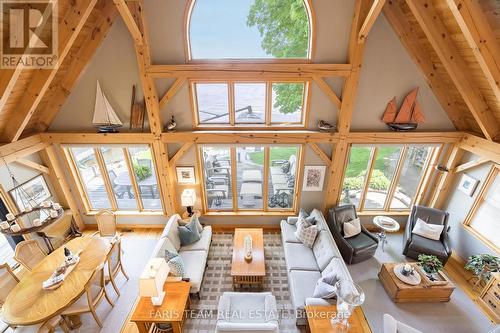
[{"xmin": 2, "ymin": 236, "xmax": 111, "ymax": 327}]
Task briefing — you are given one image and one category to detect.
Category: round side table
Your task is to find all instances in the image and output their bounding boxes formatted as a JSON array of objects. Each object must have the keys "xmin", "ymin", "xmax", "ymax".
[{"xmin": 373, "ymin": 216, "xmax": 400, "ymax": 252}]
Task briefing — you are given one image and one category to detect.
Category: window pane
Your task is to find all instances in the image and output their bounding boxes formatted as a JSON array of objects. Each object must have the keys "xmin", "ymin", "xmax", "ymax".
[
  {"xmin": 70, "ymin": 147, "xmax": 110, "ymax": 209},
  {"xmin": 268, "ymin": 146, "xmax": 299, "ymax": 209},
  {"xmin": 390, "ymin": 147, "xmax": 431, "ymax": 209},
  {"xmin": 341, "ymin": 147, "xmax": 373, "ymax": 208},
  {"xmin": 364, "ymin": 146, "xmax": 402, "ymax": 210},
  {"xmin": 128, "ymin": 146, "xmax": 162, "ymax": 210},
  {"xmin": 469, "ymin": 172, "xmax": 500, "ymax": 248},
  {"xmin": 234, "ymin": 83, "xmax": 266, "ymax": 124},
  {"xmin": 100, "ymin": 147, "xmax": 138, "ymax": 210},
  {"xmin": 196, "ymin": 83, "xmax": 229, "ymax": 124},
  {"xmin": 237, "ymin": 147, "xmax": 264, "ymax": 209},
  {"xmin": 271, "ymin": 83, "xmax": 304, "ymax": 123},
  {"xmin": 202, "ymin": 147, "xmax": 233, "ymax": 210}
]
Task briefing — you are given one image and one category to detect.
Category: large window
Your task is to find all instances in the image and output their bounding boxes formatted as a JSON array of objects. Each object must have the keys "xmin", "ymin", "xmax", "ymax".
[
  {"xmin": 341, "ymin": 145, "xmax": 436, "ymax": 212},
  {"xmin": 187, "ymin": 0, "xmax": 313, "ymax": 60},
  {"xmin": 65, "ymin": 145, "xmax": 162, "ymax": 213},
  {"xmin": 192, "ymin": 81, "xmax": 309, "ymax": 127},
  {"xmin": 464, "ymin": 165, "xmax": 500, "ymax": 252},
  {"xmin": 200, "ymin": 145, "xmax": 301, "ymax": 212}
]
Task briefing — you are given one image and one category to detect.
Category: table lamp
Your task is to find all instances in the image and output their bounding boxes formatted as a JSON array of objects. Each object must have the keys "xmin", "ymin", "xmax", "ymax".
[
  {"xmin": 139, "ymin": 258, "xmax": 170, "ymax": 306},
  {"xmin": 181, "ymin": 189, "xmax": 197, "ymax": 217}
]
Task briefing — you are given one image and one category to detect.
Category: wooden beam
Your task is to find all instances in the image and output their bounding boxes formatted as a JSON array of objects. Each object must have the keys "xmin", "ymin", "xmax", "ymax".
[
  {"xmin": 0, "ymin": 0, "xmax": 99, "ymax": 142},
  {"xmin": 347, "ymin": 131, "xmax": 463, "ymax": 143},
  {"xmin": 428, "ymin": 145, "xmax": 464, "ymax": 209},
  {"xmin": 159, "ymin": 78, "xmax": 187, "ymax": 109},
  {"xmin": 113, "ymin": 0, "xmax": 143, "ymax": 46},
  {"xmin": 447, "ymin": 0, "xmax": 500, "ymax": 104},
  {"xmin": 14, "ymin": 159, "xmax": 50, "ymax": 174},
  {"xmin": 40, "ymin": 132, "xmax": 155, "ymax": 144},
  {"xmin": 168, "ymin": 143, "xmax": 193, "ymax": 167},
  {"xmin": 161, "ymin": 131, "xmax": 339, "ymax": 144},
  {"xmin": 147, "ymin": 63, "xmax": 353, "ymax": 79},
  {"xmin": 151, "ymin": 140, "xmax": 175, "ymax": 215},
  {"xmin": 313, "ymin": 76, "xmax": 342, "ymax": 109},
  {"xmin": 42, "ymin": 145, "xmax": 85, "ymax": 230},
  {"xmin": 323, "ymin": 141, "xmax": 349, "ymax": 211},
  {"xmin": 35, "ymin": 0, "xmax": 118, "ymax": 132},
  {"xmin": 308, "ymin": 143, "xmax": 331, "ymax": 166},
  {"xmin": 383, "ymin": 1, "xmax": 469, "ymax": 130},
  {"xmin": 0, "ymin": 135, "xmax": 48, "ymax": 164},
  {"xmin": 358, "ymin": 0, "xmax": 386, "ymax": 42},
  {"xmin": 453, "ymin": 157, "xmax": 489, "ymax": 173},
  {"xmin": 458, "ymin": 133, "xmax": 500, "ymax": 165},
  {"xmin": 405, "ymin": 0, "xmax": 500, "ymax": 141}
]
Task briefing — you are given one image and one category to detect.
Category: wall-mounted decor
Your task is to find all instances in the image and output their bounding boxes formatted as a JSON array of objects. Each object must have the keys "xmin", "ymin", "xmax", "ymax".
[
  {"xmin": 302, "ymin": 166, "xmax": 326, "ymax": 192},
  {"xmin": 382, "ymin": 87, "xmax": 425, "ymax": 131},
  {"xmin": 9, "ymin": 174, "xmax": 51, "ymax": 211},
  {"xmin": 176, "ymin": 167, "xmax": 196, "ymax": 184},
  {"xmin": 458, "ymin": 173, "xmax": 479, "ymax": 197}
]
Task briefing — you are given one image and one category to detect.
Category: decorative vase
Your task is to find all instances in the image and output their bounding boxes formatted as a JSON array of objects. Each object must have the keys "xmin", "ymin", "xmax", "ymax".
[
  {"xmin": 331, "ymin": 280, "xmax": 365, "ymax": 330},
  {"xmin": 244, "ymin": 235, "xmax": 253, "ymax": 261}
]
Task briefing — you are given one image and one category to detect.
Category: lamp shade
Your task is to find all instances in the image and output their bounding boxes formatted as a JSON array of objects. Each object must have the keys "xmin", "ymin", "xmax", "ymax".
[
  {"xmin": 181, "ymin": 189, "xmax": 197, "ymax": 206},
  {"xmin": 139, "ymin": 258, "xmax": 169, "ymax": 298}
]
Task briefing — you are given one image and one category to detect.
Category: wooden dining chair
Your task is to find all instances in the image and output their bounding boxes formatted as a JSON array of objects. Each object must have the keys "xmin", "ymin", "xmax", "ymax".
[
  {"xmin": 14, "ymin": 240, "xmax": 46, "ymax": 271},
  {"xmin": 105, "ymin": 236, "xmax": 129, "ymax": 296},
  {"xmin": 95, "ymin": 209, "xmax": 117, "ymax": 238},
  {"xmin": 13, "ymin": 315, "xmax": 70, "ymax": 333},
  {"xmin": 61, "ymin": 263, "xmax": 114, "ymax": 328}
]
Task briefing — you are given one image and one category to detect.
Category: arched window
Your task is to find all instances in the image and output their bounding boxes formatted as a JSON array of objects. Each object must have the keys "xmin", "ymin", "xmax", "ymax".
[{"xmin": 186, "ymin": 0, "xmax": 314, "ymax": 60}]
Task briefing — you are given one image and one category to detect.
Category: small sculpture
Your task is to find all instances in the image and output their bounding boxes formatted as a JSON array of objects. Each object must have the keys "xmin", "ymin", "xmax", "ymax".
[
  {"xmin": 318, "ymin": 120, "xmax": 335, "ymax": 132},
  {"xmin": 244, "ymin": 235, "xmax": 253, "ymax": 261},
  {"xmin": 165, "ymin": 115, "xmax": 177, "ymax": 131}
]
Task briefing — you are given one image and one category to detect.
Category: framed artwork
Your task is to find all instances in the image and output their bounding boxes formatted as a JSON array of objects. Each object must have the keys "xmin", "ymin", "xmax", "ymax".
[
  {"xmin": 9, "ymin": 174, "xmax": 52, "ymax": 211},
  {"xmin": 176, "ymin": 167, "xmax": 196, "ymax": 184},
  {"xmin": 302, "ymin": 166, "xmax": 326, "ymax": 192},
  {"xmin": 458, "ymin": 173, "xmax": 479, "ymax": 197}
]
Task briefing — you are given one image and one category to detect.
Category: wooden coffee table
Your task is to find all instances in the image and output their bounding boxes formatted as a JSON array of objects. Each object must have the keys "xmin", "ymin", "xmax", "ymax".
[
  {"xmin": 379, "ymin": 263, "xmax": 455, "ymax": 303},
  {"xmin": 305, "ymin": 305, "xmax": 372, "ymax": 333},
  {"xmin": 231, "ymin": 228, "xmax": 265, "ymax": 289}
]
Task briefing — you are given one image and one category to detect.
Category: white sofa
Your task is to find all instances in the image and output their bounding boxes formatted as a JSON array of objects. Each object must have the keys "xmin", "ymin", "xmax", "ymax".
[
  {"xmin": 383, "ymin": 314, "xmax": 422, "ymax": 333},
  {"xmin": 280, "ymin": 209, "xmax": 353, "ymax": 325},
  {"xmin": 215, "ymin": 292, "xmax": 279, "ymax": 333},
  {"xmin": 150, "ymin": 214, "xmax": 212, "ymax": 295}
]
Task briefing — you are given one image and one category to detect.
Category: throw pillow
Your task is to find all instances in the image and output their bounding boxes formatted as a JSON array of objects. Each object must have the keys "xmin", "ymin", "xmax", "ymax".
[
  {"xmin": 178, "ymin": 218, "xmax": 201, "ymax": 245},
  {"xmin": 313, "ymin": 271, "xmax": 339, "ymax": 299},
  {"xmin": 178, "ymin": 215, "xmax": 203, "ymax": 233},
  {"xmin": 298, "ymin": 208, "xmax": 316, "ymax": 225},
  {"xmin": 343, "ymin": 218, "xmax": 361, "ymax": 238},
  {"xmin": 281, "ymin": 161, "xmax": 291, "ymax": 173},
  {"xmin": 412, "ymin": 218, "xmax": 444, "ymax": 241},
  {"xmin": 295, "ymin": 217, "xmax": 318, "ymax": 248},
  {"xmin": 164, "ymin": 249, "xmax": 185, "ymax": 277}
]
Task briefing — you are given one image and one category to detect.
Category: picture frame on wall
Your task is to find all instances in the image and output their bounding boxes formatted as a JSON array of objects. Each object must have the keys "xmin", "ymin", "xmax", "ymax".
[
  {"xmin": 302, "ymin": 166, "xmax": 326, "ymax": 192},
  {"xmin": 176, "ymin": 167, "xmax": 196, "ymax": 184},
  {"xmin": 458, "ymin": 173, "xmax": 479, "ymax": 197},
  {"xmin": 8, "ymin": 174, "xmax": 52, "ymax": 211}
]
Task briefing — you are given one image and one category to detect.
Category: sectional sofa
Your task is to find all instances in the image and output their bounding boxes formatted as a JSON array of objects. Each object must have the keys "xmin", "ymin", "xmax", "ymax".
[
  {"xmin": 150, "ymin": 214, "xmax": 212, "ymax": 295},
  {"xmin": 280, "ymin": 209, "xmax": 353, "ymax": 325}
]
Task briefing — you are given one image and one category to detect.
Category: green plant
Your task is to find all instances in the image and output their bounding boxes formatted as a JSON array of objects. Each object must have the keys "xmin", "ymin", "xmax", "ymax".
[
  {"xmin": 343, "ymin": 176, "xmax": 365, "ymax": 191},
  {"xmin": 368, "ymin": 170, "xmax": 390, "ymax": 190},
  {"xmin": 133, "ymin": 164, "xmax": 151, "ymax": 181},
  {"xmin": 418, "ymin": 254, "xmax": 443, "ymax": 274},
  {"xmin": 465, "ymin": 254, "xmax": 500, "ymax": 283}
]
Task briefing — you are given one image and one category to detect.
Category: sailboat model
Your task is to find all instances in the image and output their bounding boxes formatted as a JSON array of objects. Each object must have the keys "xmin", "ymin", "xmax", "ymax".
[
  {"xmin": 382, "ymin": 88, "xmax": 425, "ymax": 131},
  {"xmin": 93, "ymin": 81, "xmax": 123, "ymax": 133}
]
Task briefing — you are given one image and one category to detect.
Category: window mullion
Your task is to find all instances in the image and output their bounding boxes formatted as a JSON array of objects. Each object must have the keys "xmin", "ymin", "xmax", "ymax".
[
  {"xmin": 359, "ymin": 147, "xmax": 377, "ymax": 211},
  {"xmin": 229, "ymin": 82, "xmax": 235, "ymax": 126},
  {"xmin": 124, "ymin": 148, "xmax": 144, "ymax": 212},
  {"xmin": 263, "ymin": 146, "xmax": 270, "ymax": 212},
  {"xmin": 230, "ymin": 147, "xmax": 238, "ymax": 211},
  {"xmin": 384, "ymin": 146, "xmax": 407, "ymax": 211},
  {"xmin": 94, "ymin": 147, "xmax": 117, "ymax": 211},
  {"xmin": 266, "ymin": 82, "xmax": 272, "ymax": 125}
]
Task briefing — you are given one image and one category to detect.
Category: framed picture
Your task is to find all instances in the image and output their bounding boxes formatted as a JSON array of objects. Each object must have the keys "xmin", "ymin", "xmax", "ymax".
[
  {"xmin": 176, "ymin": 167, "xmax": 196, "ymax": 184},
  {"xmin": 458, "ymin": 173, "xmax": 479, "ymax": 197},
  {"xmin": 302, "ymin": 166, "xmax": 326, "ymax": 192},
  {"xmin": 9, "ymin": 174, "xmax": 52, "ymax": 211}
]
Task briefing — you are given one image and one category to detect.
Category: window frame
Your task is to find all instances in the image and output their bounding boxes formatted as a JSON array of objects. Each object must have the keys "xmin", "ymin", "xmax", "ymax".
[
  {"xmin": 190, "ymin": 79, "xmax": 311, "ymax": 129},
  {"xmin": 463, "ymin": 164, "xmax": 500, "ymax": 253},
  {"xmin": 63, "ymin": 144, "xmax": 164, "ymax": 214},
  {"xmin": 341, "ymin": 144, "xmax": 439, "ymax": 213},
  {"xmin": 184, "ymin": 0, "xmax": 316, "ymax": 62},
  {"xmin": 197, "ymin": 144, "xmax": 304, "ymax": 215}
]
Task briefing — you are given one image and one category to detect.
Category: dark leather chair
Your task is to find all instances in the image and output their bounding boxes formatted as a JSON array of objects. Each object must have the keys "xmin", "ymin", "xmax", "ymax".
[
  {"xmin": 403, "ymin": 205, "xmax": 451, "ymax": 264},
  {"xmin": 327, "ymin": 205, "xmax": 379, "ymax": 265}
]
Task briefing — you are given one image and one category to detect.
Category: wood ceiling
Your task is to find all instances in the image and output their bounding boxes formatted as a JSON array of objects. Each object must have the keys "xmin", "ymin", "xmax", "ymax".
[{"xmin": 0, "ymin": 0, "xmax": 499, "ymax": 143}]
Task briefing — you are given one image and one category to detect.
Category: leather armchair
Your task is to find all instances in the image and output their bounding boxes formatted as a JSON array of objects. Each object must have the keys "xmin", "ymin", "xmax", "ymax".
[
  {"xmin": 326, "ymin": 205, "xmax": 379, "ymax": 265},
  {"xmin": 403, "ymin": 205, "xmax": 451, "ymax": 264}
]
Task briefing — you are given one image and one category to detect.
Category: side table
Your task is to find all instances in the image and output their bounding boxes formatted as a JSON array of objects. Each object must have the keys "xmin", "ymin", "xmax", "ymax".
[
  {"xmin": 373, "ymin": 216, "xmax": 400, "ymax": 252},
  {"xmin": 305, "ymin": 305, "xmax": 372, "ymax": 333}
]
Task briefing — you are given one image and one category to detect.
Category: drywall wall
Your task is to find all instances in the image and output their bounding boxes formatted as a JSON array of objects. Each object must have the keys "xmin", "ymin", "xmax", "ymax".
[{"xmin": 443, "ymin": 153, "xmax": 498, "ymax": 258}]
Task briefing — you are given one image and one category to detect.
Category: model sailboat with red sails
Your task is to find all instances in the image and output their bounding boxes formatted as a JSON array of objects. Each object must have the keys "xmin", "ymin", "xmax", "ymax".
[{"xmin": 382, "ymin": 87, "xmax": 425, "ymax": 131}]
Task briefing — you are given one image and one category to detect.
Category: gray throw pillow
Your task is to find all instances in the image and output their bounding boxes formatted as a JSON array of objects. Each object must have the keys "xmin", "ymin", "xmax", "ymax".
[
  {"xmin": 178, "ymin": 218, "xmax": 201, "ymax": 245},
  {"xmin": 299, "ymin": 208, "xmax": 316, "ymax": 225},
  {"xmin": 178, "ymin": 215, "xmax": 203, "ymax": 233},
  {"xmin": 313, "ymin": 272, "xmax": 339, "ymax": 299},
  {"xmin": 164, "ymin": 249, "xmax": 185, "ymax": 277}
]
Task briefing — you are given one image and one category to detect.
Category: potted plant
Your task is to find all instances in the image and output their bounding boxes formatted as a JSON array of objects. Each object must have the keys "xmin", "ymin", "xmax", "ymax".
[
  {"xmin": 465, "ymin": 254, "xmax": 500, "ymax": 289},
  {"xmin": 417, "ymin": 254, "xmax": 444, "ymax": 281}
]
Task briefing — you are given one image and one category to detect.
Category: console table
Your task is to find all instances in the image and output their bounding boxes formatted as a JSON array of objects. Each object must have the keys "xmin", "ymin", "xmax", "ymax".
[{"xmin": 305, "ymin": 305, "xmax": 372, "ymax": 333}]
